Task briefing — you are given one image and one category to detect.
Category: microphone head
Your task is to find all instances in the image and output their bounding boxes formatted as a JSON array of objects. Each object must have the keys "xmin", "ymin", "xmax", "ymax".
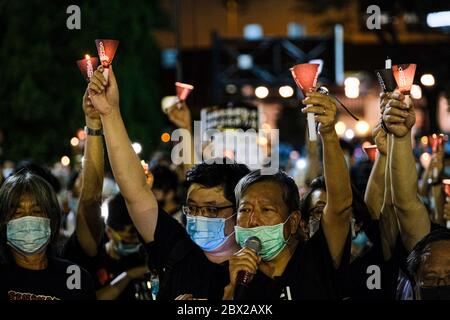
[{"xmin": 244, "ymin": 236, "xmax": 262, "ymax": 255}]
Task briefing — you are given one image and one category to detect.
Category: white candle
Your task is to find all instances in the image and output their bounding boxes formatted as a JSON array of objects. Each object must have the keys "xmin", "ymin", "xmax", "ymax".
[{"xmin": 385, "ymin": 58, "xmax": 392, "ymax": 69}]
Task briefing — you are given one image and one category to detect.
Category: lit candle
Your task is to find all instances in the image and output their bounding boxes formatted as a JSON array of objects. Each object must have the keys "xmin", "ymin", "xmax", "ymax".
[
  {"xmin": 76, "ymin": 54, "xmax": 98, "ymax": 82},
  {"xmin": 85, "ymin": 55, "xmax": 94, "ymax": 80}
]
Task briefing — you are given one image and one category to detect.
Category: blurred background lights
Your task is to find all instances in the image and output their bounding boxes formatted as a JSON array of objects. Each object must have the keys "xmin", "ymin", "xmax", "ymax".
[
  {"xmin": 345, "ymin": 129, "xmax": 355, "ymax": 140},
  {"xmin": 410, "ymin": 84, "xmax": 422, "ymax": 99},
  {"xmin": 335, "ymin": 121, "xmax": 346, "ymax": 136},
  {"xmin": 61, "ymin": 156, "xmax": 70, "ymax": 166},
  {"xmin": 255, "ymin": 86, "xmax": 269, "ymax": 99},
  {"xmin": 344, "ymin": 77, "xmax": 360, "ymax": 98},
  {"xmin": 355, "ymin": 120, "xmax": 370, "ymax": 136},
  {"xmin": 278, "ymin": 85, "xmax": 294, "ymax": 98},
  {"xmin": 70, "ymin": 137, "xmax": 79, "ymax": 147},
  {"xmin": 420, "ymin": 74, "xmax": 435, "ymax": 86},
  {"xmin": 132, "ymin": 142, "xmax": 142, "ymax": 154}
]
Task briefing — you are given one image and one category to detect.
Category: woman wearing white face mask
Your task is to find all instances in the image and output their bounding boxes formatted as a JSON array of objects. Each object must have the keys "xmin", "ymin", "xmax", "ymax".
[{"xmin": 0, "ymin": 171, "xmax": 96, "ymax": 300}]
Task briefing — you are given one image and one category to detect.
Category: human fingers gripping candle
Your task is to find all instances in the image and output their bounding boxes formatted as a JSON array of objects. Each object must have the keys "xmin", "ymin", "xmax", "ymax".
[
  {"xmin": 95, "ymin": 39, "xmax": 119, "ymax": 82},
  {"xmin": 290, "ymin": 63, "xmax": 320, "ymax": 141},
  {"xmin": 76, "ymin": 55, "xmax": 99, "ymax": 82}
]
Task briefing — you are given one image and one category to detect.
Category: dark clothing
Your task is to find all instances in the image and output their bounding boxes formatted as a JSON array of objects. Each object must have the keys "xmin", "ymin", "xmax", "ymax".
[
  {"xmin": 63, "ymin": 233, "xmax": 147, "ymax": 300},
  {"xmin": 348, "ymin": 220, "xmax": 406, "ymax": 300},
  {"xmin": 0, "ymin": 256, "xmax": 96, "ymax": 300},
  {"xmin": 144, "ymin": 209, "xmax": 229, "ymax": 300},
  {"xmin": 235, "ymin": 225, "xmax": 351, "ymax": 300}
]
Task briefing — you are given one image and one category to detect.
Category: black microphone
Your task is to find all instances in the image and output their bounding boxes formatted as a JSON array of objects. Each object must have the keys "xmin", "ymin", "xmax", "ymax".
[{"xmin": 233, "ymin": 236, "xmax": 262, "ymax": 300}]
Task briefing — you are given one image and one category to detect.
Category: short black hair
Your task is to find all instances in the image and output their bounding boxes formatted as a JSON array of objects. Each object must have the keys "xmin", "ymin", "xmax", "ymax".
[
  {"xmin": 106, "ymin": 193, "xmax": 133, "ymax": 231},
  {"xmin": 407, "ymin": 228, "xmax": 450, "ymax": 279},
  {"xmin": 0, "ymin": 171, "xmax": 61, "ymax": 263},
  {"xmin": 14, "ymin": 161, "xmax": 61, "ymax": 193},
  {"xmin": 235, "ymin": 170, "xmax": 300, "ymax": 214},
  {"xmin": 151, "ymin": 165, "xmax": 178, "ymax": 193},
  {"xmin": 300, "ymin": 175, "xmax": 371, "ymax": 229},
  {"xmin": 185, "ymin": 158, "xmax": 250, "ymax": 205}
]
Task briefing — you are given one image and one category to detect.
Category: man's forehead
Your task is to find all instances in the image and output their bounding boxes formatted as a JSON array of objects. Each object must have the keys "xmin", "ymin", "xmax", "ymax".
[
  {"xmin": 187, "ymin": 183, "xmax": 226, "ymax": 203},
  {"xmin": 421, "ymin": 241, "xmax": 450, "ymax": 268}
]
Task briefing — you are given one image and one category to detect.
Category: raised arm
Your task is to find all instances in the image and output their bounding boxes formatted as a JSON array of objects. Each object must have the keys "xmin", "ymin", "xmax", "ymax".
[
  {"xmin": 302, "ymin": 92, "xmax": 351, "ymax": 267},
  {"xmin": 75, "ymin": 89, "xmax": 105, "ymax": 256},
  {"xmin": 383, "ymin": 93, "xmax": 430, "ymax": 251},
  {"xmin": 88, "ymin": 66, "xmax": 158, "ymax": 243},
  {"xmin": 365, "ymin": 120, "xmax": 388, "ymax": 220}
]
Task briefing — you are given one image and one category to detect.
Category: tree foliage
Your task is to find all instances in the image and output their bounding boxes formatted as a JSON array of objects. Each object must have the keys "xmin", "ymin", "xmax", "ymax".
[{"xmin": 0, "ymin": 0, "xmax": 169, "ymax": 164}]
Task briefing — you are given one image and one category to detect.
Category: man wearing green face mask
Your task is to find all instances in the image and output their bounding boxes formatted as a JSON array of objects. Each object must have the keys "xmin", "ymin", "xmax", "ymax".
[{"xmin": 224, "ymin": 92, "xmax": 353, "ymax": 300}]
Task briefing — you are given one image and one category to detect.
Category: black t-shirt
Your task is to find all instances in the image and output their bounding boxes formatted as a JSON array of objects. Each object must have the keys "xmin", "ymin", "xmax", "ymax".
[
  {"xmin": 0, "ymin": 256, "xmax": 96, "ymax": 300},
  {"xmin": 63, "ymin": 232, "xmax": 147, "ymax": 300},
  {"xmin": 233, "ymin": 225, "xmax": 351, "ymax": 300},
  {"xmin": 144, "ymin": 209, "xmax": 229, "ymax": 300},
  {"xmin": 347, "ymin": 220, "xmax": 393, "ymax": 300}
]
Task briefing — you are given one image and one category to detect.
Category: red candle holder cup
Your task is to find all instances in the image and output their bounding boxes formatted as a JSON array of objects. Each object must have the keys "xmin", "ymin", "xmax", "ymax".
[
  {"xmin": 430, "ymin": 133, "xmax": 445, "ymax": 154},
  {"xmin": 290, "ymin": 63, "xmax": 320, "ymax": 94},
  {"xmin": 392, "ymin": 64, "xmax": 416, "ymax": 95},
  {"xmin": 363, "ymin": 145, "xmax": 378, "ymax": 162},
  {"xmin": 95, "ymin": 39, "xmax": 119, "ymax": 80},
  {"xmin": 175, "ymin": 82, "xmax": 194, "ymax": 101},
  {"xmin": 76, "ymin": 55, "xmax": 99, "ymax": 82}
]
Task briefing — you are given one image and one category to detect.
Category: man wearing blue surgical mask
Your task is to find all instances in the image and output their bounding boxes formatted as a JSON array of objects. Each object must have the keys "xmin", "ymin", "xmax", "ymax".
[{"xmin": 87, "ymin": 65, "xmax": 250, "ymax": 300}]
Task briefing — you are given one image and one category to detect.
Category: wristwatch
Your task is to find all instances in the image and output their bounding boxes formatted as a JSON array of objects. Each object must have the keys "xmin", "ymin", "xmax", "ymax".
[{"xmin": 84, "ymin": 126, "xmax": 103, "ymax": 136}]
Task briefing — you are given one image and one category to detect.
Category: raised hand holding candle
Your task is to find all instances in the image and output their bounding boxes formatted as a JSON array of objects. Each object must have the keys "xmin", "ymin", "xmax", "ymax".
[{"xmin": 290, "ymin": 63, "xmax": 320, "ymax": 141}]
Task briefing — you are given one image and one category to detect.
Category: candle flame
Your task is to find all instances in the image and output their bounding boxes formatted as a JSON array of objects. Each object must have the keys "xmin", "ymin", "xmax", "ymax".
[{"xmin": 85, "ymin": 54, "xmax": 90, "ymax": 60}]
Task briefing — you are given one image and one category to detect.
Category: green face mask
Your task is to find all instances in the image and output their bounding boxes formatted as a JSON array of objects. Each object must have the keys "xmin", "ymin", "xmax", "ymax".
[{"xmin": 235, "ymin": 216, "xmax": 291, "ymax": 261}]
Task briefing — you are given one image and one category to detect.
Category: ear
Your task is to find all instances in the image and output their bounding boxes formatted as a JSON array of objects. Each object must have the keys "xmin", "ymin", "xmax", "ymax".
[
  {"xmin": 299, "ymin": 219, "xmax": 310, "ymax": 239},
  {"xmin": 288, "ymin": 211, "xmax": 301, "ymax": 235}
]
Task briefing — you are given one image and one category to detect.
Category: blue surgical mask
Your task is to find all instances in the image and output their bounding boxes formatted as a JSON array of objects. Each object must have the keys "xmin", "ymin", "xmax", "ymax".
[
  {"xmin": 116, "ymin": 241, "xmax": 141, "ymax": 256},
  {"xmin": 235, "ymin": 216, "xmax": 291, "ymax": 261},
  {"xmin": 352, "ymin": 230, "xmax": 370, "ymax": 247},
  {"xmin": 7, "ymin": 216, "xmax": 51, "ymax": 256},
  {"xmin": 186, "ymin": 214, "xmax": 236, "ymax": 252}
]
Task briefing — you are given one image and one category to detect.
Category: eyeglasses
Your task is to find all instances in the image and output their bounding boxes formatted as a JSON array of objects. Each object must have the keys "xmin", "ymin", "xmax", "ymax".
[
  {"xmin": 419, "ymin": 274, "xmax": 450, "ymax": 287},
  {"xmin": 182, "ymin": 204, "xmax": 234, "ymax": 218}
]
